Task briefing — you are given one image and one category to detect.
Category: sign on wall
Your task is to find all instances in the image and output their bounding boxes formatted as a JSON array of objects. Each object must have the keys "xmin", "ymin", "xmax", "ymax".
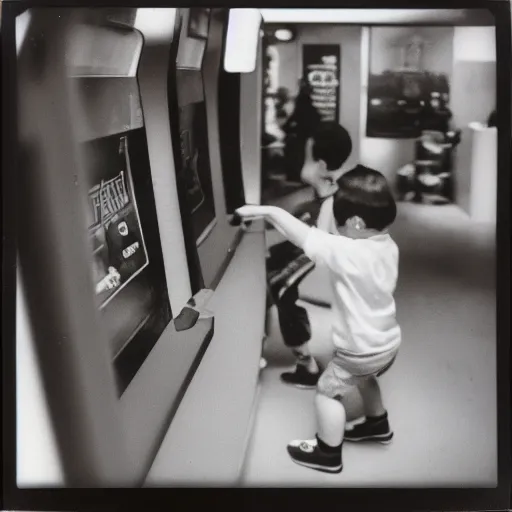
[{"xmin": 302, "ymin": 44, "xmax": 341, "ymax": 123}]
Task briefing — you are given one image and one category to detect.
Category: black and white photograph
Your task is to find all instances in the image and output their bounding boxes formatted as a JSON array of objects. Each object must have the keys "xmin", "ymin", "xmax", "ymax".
[{"xmin": 2, "ymin": 3, "xmax": 510, "ymax": 510}]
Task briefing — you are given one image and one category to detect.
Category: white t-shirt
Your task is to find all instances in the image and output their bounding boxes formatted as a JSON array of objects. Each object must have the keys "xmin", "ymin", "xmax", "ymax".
[{"xmin": 302, "ymin": 225, "xmax": 401, "ymax": 375}]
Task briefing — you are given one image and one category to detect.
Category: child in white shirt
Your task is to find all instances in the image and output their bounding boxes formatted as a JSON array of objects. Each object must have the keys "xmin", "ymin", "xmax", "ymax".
[{"xmin": 236, "ymin": 165, "xmax": 401, "ymax": 474}]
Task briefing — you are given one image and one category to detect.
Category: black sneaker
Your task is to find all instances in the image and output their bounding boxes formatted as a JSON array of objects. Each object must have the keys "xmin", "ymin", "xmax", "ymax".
[
  {"xmin": 280, "ymin": 364, "xmax": 321, "ymax": 389},
  {"xmin": 344, "ymin": 414, "xmax": 394, "ymax": 444},
  {"xmin": 287, "ymin": 438, "xmax": 343, "ymax": 474}
]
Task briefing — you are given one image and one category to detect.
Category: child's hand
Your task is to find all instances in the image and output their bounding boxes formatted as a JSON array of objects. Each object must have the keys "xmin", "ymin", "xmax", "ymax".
[
  {"xmin": 235, "ymin": 205, "xmax": 266, "ymax": 219},
  {"xmin": 95, "ymin": 267, "xmax": 121, "ymax": 294},
  {"xmin": 300, "ymin": 139, "xmax": 329, "ymax": 186},
  {"xmin": 231, "ymin": 205, "xmax": 267, "ymax": 227}
]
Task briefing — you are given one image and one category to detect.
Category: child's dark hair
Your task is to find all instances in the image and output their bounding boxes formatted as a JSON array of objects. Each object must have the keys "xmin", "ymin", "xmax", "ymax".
[
  {"xmin": 312, "ymin": 122, "xmax": 352, "ymax": 171},
  {"xmin": 333, "ymin": 165, "xmax": 397, "ymax": 231}
]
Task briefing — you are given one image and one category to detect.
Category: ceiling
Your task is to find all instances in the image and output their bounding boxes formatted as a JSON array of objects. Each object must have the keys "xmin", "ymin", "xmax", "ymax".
[{"xmin": 259, "ymin": 9, "xmax": 495, "ymax": 26}]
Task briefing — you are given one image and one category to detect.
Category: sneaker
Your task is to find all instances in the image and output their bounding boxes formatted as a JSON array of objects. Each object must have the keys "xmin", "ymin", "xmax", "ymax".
[
  {"xmin": 287, "ymin": 438, "xmax": 343, "ymax": 474},
  {"xmin": 344, "ymin": 414, "xmax": 393, "ymax": 444},
  {"xmin": 280, "ymin": 364, "xmax": 321, "ymax": 389}
]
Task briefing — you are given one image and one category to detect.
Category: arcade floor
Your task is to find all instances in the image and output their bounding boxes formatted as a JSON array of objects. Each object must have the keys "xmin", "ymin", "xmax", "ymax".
[{"xmin": 240, "ymin": 194, "xmax": 497, "ymax": 487}]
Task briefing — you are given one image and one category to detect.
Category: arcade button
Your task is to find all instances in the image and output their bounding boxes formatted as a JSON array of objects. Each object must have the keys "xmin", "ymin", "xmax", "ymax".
[
  {"xmin": 230, "ymin": 208, "xmax": 263, "ymax": 228},
  {"xmin": 229, "ymin": 212, "xmax": 249, "ymax": 227}
]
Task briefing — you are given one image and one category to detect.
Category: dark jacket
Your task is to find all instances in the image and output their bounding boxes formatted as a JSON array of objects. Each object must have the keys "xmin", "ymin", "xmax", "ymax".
[{"xmin": 266, "ymin": 194, "xmax": 329, "ymax": 275}]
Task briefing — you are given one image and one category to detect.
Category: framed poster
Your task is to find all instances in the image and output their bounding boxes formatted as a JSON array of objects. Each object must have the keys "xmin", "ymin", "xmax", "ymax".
[
  {"xmin": 83, "ymin": 128, "xmax": 172, "ymax": 391},
  {"xmin": 188, "ymin": 8, "xmax": 211, "ymax": 40},
  {"xmin": 366, "ymin": 28, "xmax": 452, "ymax": 138},
  {"xmin": 302, "ymin": 44, "xmax": 341, "ymax": 123},
  {"xmin": 87, "ymin": 135, "xmax": 149, "ymax": 309},
  {"xmin": 366, "ymin": 70, "xmax": 452, "ymax": 138}
]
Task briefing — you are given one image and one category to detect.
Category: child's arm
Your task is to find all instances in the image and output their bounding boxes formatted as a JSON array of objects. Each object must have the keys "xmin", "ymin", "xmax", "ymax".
[
  {"xmin": 236, "ymin": 205, "xmax": 311, "ymax": 250},
  {"xmin": 237, "ymin": 204, "xmax": 351, "ymax": 271}
]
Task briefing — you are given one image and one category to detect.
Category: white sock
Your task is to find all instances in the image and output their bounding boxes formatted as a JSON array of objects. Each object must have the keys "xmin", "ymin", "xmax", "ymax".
[{"xmin": 307, "ymin": 357, "xmax": 319, "ymax": 373}]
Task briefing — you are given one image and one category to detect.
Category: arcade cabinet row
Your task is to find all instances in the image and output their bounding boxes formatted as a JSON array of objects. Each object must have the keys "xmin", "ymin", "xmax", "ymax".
[{"xmin": 13, "ymin": 7, "xmax": 265, "ymax": 486}]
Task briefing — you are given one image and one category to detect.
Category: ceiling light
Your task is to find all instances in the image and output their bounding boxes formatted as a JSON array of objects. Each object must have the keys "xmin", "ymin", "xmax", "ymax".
[{"xmin": 274, "ymin": 28, "xmax": 294, "ymax": 42}]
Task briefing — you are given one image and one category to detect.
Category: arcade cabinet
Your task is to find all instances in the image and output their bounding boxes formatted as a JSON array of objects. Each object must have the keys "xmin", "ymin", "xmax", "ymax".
[
  {"xmin": 218, "ymin": 12, "xmax": 247, "ymax": 217},
  {"xmin": 16, "ymin": 8, "xmax": 215, "ymax": 487},
  {"xmin": 14, "ymin": 6, "xmax": 264, "ymax": 488},
  {"xmin": 145, "ymin": 8, "xmax": 266, "ymax": 485},
  {"xmin": 16, "ymin": 8, "xmax": 139, "ymax": 486},
  {"xmin": 168, "ymin": 8, "xmax": 248, "ymax": 290},
  {"xmin": 73, "ymin": 9, "xmax": 218, "ymax": 485}
]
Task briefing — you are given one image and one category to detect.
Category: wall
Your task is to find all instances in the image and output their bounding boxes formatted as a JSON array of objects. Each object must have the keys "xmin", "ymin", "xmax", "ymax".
[
  {"xmin": 275, "ymin": 40, "xmax": 300, "ymax": 96},
  {"xmin": 456, "ymin": 124, "xmax": 497, "ymax": 223},
  {"xmin": 451, "ymin": 27, "xmax": 496, "ymax": 215},
  {"xmin": 369, "ymin": 26, "xmax": 454, "ymax": 76},
  {"xmin": 451, "ymin": 27, "xmax": 496, "ymax": 128},
  {"xmin": 270, "ymin": 23, "xmax": 496, "ymax": 201},
  {"xmin": 273, "ymin": 24, "xmax": 362, "ymax": 173},
  {"xmin": 360, "ymin": 26, "xmax": 454, "ymax": 183},
  {"xmin": 273, "ymin": 24, "xmax": 456, "ymax": 182}
]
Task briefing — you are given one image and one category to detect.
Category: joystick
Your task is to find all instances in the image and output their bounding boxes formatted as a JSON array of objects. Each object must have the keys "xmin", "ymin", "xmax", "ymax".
[{"xmin": 230, "ymin": 212, "xmax": 253, "ymax": 227}]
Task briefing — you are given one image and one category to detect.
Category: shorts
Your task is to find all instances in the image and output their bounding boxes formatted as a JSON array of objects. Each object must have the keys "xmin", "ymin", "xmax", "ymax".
[{"xmin": 317, "ymin": 351, "xmax": 397, "ymax": 400}]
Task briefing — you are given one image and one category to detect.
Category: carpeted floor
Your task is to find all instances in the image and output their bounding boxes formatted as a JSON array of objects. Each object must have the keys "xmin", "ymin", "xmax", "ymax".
[{"xmin": 240, "ymin": 195, "xmax": 497, "ymax": 487}]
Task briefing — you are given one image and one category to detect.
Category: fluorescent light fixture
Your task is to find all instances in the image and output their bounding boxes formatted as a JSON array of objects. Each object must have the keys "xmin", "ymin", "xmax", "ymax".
[
  {"xmin": 371, "ymin": 98, "xmax": 382, "ymax": 106},
  {"xmin": 224, "ymin": 9, "xmax": 262, "ymax": 73},
  {"xmin": 259, "ymin": 9, "xmax": 469, "ymax": 24},
  {"xmin": 274, "ymin": 28, "xmax": 294, "ymax": 41}
]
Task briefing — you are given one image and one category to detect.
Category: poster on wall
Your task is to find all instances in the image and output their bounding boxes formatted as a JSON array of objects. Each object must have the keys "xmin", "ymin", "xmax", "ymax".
[
  {"xmin": 366, "ymin": 29, "xmax": 452, "ymax": 138},
  {"xmin": 302, "ymin": 44, "xmax": 341, "ymax": 123},
  {"xmin": 366, "ymin": 71, "xmax": 451, "ymax": 138},
  {"xmin": 86, "ymin": 135, "xmax": 149, "ymax": 309},
  {"xmin": 178, "ymin": 100, "xmax": 217, "ymax": 246}
]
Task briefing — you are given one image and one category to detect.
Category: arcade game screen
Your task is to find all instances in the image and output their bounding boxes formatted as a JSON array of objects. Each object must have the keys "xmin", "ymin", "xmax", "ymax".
[
  {"xmin": 87, "ymin": 135, "xmax": 148, "ymax": 309},
  {"xmin": 218, "ymin": 19, "xmax": 246, "ymax": 215},
  {"xmin": 83, "ymin": 130, "xmax": 171, "ymax": 390},
  {"xmin": 178, "ymin": 100, "xmax": 217, "ymax": 245}
]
